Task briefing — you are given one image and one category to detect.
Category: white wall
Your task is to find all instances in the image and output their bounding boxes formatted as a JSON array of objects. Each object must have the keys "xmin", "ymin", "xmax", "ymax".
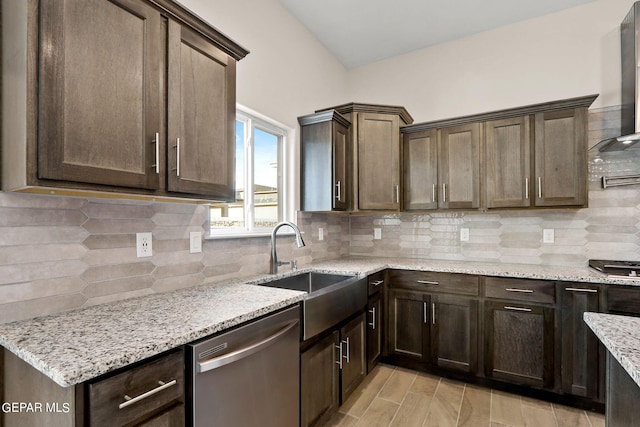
[
  {"xmin": 347, "ymin": 0, "xmax": 635, "ymax": 123},
  {"xmin": 180, "ymin": 0, "xmax": 349, "ymax": 129}
]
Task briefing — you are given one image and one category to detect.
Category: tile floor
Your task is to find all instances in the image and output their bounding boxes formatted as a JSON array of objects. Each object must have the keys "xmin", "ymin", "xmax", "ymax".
[{"xmin": 325, "ymin": 364, "xmax": 605, "ymax": 427}]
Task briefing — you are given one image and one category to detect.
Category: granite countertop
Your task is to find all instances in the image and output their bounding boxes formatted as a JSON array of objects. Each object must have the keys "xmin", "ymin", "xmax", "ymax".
[
  {"xmin": 308, "ymin": 256, "xmax": 640, "ymax": 286},
  {"xmin": 0, "ymin": 280, "xmax": 305, "ymax": 387},
  {"xmin": 584, "ymin": 312, "xmax": 640, "ymax": 388},
  {"xmin": 1, "ymin": 256, "xmax": 637, "ymax": 389}
]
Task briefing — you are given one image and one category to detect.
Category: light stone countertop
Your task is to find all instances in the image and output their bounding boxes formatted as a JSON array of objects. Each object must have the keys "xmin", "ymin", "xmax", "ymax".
[
  {"xmin": 1, "ymin": 256, "xmax": 637, "ymax": 388},
  {"xmin": 584, "ymin": 312, "xmax": 640, "ymax": 388}
]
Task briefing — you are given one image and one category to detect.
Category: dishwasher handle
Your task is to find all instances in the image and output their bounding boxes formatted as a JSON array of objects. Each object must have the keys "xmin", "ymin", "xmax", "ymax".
[{"xmin": 197, "ymin": 319, "xmax": 299, "ymax": 373}]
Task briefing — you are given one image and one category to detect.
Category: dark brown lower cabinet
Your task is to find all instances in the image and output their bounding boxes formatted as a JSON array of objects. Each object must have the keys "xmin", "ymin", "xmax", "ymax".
[
  {"xmin": 387, "ymin": 289, "xmax": 478, "ymax": 374},
  {"xmin": 484, "ymin": 301, "xmax": 555, "ymax": 390},
  {"xmin": 431, "ymin": 294, "xmax": 478, "ymax": 373},
  {"xmin": 301, "ymin": 331, "xmax": 340, "ymax": 427},
  {"xmin": 561, "ymin": 284, "xmax": 601, "ymax": 401},
  {"xmin": 301, "ymin": 313, "xmax": 366, "ymax": 427},
  {"xmin": 606, "ymin": 352, "xmax": 640, "ymax": 426},
  {"xmin": 367, "ymin": 291, "xmax": 383, "ymax": 372},
  {"xmin": 387, "ymin": 289, "xmax": 429, "ymax": 360}
]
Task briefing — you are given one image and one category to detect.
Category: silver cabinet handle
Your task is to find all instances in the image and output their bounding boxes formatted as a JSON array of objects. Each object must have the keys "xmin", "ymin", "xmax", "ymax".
[
  {"xmin": 423, "ymin": 301, "xmax": 428, "ymax": 324},
  {"xmin": 336, "ymin": 341, "xmax": 343, "ymax": 369},
  {"xmin": 525, "ymin": 177, "xmax": 529, "ymax": 199},
  {"xmin": 151, "ymin": 132, "xmax": 159, "ymax": 173},
  {"xmin": 505, "ymin": 288, "xmax": 534, "ymax": 293},
  {"xmin": 343, "ymin": 337, "xmax": 350, "ymax": 363},
  {"xmin": 504, "ymin": 306, "xmax": 532, "ymax": 312},
  {"xmin": 538, "ymin": 177, "xmax": 542, "ymax": 198},
  {"xmin": 198, "ymin": 320, "xmax": 298, "ymax": 372},
  {"xmin": 432, "ymin": 302, "xmax": 436, "ymax": 325},
  {"xmin": 371, "ymin": 280, "xmax": 384, "ymax": 287},
  {"xmin": 395, "ymin": 185, "xmax": 400, "ymax": 204},
  {"xmin": 368, "ymin": 307, "xmax": 376, "ymax": 329},
  {"xmin": 335, "ymin": 180, "xmax": 341, "ymax": 201},
  {"xmin": 432, "ymin": 184, "xmax": 436, "ymax": 203},
  {"xmin": 175, "ymin": 138, "xmax": 180, "ymax": 177},
  {"xmin": 442, "ymin": 183, "xmax": 447, "ymax": 203},
  {"xmin": 417, "ymin": 280, "xmax": 439, "ymax": 286},
  {"xmin": 119, "ymin": 379, "xmax": 177, "ymax": 410},
  {"xmin": 565, "ymin": 287, "xmax": 598, "ymax": 293}
]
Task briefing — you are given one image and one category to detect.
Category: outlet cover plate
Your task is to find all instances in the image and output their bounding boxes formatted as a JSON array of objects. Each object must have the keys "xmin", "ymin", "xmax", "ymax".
[
  {"xmin": 460, "ymin": 228, "xmax": 470, "ymax": 242},
  {"xmin": 136, "ymin": 232, "xmax": 152, "ymax": 257},
  {"xmin": 374, "ymin": 228, "xmax": 382, "ymax": 240},
  {"xmin": 190, "ymin": 231, "xmax": 202, "ymax": 253},
  {"xmin": 543, "ymin": 229, "xmax": 555, "ymax": 244}
]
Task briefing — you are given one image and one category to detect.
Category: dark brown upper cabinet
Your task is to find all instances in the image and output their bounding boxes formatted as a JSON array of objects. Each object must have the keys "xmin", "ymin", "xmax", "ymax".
[
  {"xmin": 167, "ymin": 21, "xmax": 237, "ymax": 198},
  {"xmin": 315, "ymin": 103, "xmax": 413, "ymax": 211},
  {"xmin": 484, "ymin": 116, "xmax": 531, "ymax": 208},
  {"xmin": 438, "ymin": 123, "xmax": 481, "ymax": 209},
  {"xmin": 3, "ymin": 0, "xmax": 248, "ymax": 201},
  {"xmin": 298, "ymin": 110, "xmax": 351, "ymax": 212},
  {"xmin": 402, "ymin": 124, "xmax": 481, "ymax": 210},
  {"xmin": 401, "ymin": 94, "xmax": 597, "ymax": 211},
  {"xmin": 534, "ymin": 108, "xmax": 588, "ymax": 207}
]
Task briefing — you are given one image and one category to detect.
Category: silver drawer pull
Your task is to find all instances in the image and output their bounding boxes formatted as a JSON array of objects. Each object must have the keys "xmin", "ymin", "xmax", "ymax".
[
  {"xmin": 151, "ymin": 132, "xmax": 160, "ymax": 173},
  {"xmin": 565, "ymin": 287, "xmax": 598, "ymax": 293},
  {"xmin": 505, "ymin": 288, "xmax": 534, "ymax": 293},
  {"xmin": 504, "ymin": 306, "xmax": 532, "ymax": 312},
  {"xmin": 336, "ymin": 342, "xmax": 343, "ymax": 369},
  {"xmin": 370, "ymin": 280, "xmax": 384, "ymax": 287},
  {"xmin": 343, "ymin": 337, "xmax": 350, "ymax": 363},
  {"xmin": 417, "ymin": 280, "xmax": 439, "ymax": 285},
  {"xmin": 119, "ymin": 379, "xmax": 177, "ymax": 409}
]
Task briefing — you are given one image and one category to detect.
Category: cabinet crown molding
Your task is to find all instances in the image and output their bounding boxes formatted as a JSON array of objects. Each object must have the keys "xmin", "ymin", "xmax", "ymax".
[
  {"xmin": 401, "ymin": 94, "xmax": 598, "ymax": 134},
  {"xmin": 298, "ymin": 110, "xmax": 351, "ymax": 127},
  {"xmin": 316, "ymin": 102, "xmax": 414, "ymax": 125}
]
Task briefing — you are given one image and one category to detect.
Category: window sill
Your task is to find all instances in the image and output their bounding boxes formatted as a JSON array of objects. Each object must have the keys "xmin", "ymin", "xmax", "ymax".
[{"xmin": 205, "ymin": 230, "xmax": 298, "ymax": 240}]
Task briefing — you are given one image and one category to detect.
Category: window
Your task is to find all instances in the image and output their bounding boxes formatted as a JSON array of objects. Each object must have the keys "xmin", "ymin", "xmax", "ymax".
[{"xmin": 209, "ymin": 106, "xmax": 295, "ymax": 237}]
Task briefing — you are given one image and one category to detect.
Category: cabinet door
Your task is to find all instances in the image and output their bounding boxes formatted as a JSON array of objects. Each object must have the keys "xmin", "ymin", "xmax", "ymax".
[
  {"xmin": 387, "ymin": 289, "xmax": 429, "ymax": 360},
  {"xmin": 431, "ymin": 295, "xmax": 478, "ymax": 374},
  {"xmin": 340, "ymin": 313, "xmax": 366, "ymax": 402},
  {"xmin": 561, "ymin": 284, "xmax": 601, "ymax": 400},
  {"xmin": 484, "ymin": 301, "xmax": 554, "ymax": 389},
  {"xmin": 534, "ymin": 108, "xmax": 587, "ymax": 207},
  {"xmin": 402, "ymin": 130, "xmax": 438, "ymax": 210},
  {"xmin": 357, "ymin": 113, "xmax": 400, "ymax": 210},
  {"xmin": 439, "ymin": 123, "xmax": 481, "ymax": 209},
  {"xmin": 38, "ymin": 0, "xmax": 161, "ymax": 190},
  {"xmin": 485, "ymin": 117, "xmax": 531, "ymax": 208},
  {"xmin": 367, "ymin": 292, "xmax": 383, "ymax": 372},
  {"xmin": 167, "ymin": 21, "xmax": 236, "ymax": 199},
  {"xmin": 333, "ymin": 121, "xmax": 350, "ymax": 210},
  {"xmin": 301, "ymin": 331, "xmax": 340, "ymax": 427}
]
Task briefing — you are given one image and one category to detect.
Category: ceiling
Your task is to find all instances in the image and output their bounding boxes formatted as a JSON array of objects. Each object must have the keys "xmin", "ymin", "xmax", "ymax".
[{"xmin": 279, "ymin": 0, "xmax": 599, "ymax": 69}]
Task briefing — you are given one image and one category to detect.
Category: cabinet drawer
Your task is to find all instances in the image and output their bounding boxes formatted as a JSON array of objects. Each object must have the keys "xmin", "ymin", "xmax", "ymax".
[
  {"xmin": 485, "ymin": 277, "xmax": 555, "ymax": 304},
  {"xmin": 389, "ymin": 270, "xmax": 479, "ymax": 296},
  {"xmin": 88, "ymin": 349, "xmax": 184, "ymax": 426},
  {"xmin": 368, "ymin": 270, "xmax": 386, "ymax": 295},
  {"xmin": 607, "ymin": 286, "xmax": 640, "ymax": 316}
]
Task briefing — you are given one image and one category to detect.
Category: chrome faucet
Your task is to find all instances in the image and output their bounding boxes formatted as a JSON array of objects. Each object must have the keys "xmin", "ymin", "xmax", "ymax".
[{"xmin": 270, "ymin": 221, "xmax": 306, "ymax": 274}]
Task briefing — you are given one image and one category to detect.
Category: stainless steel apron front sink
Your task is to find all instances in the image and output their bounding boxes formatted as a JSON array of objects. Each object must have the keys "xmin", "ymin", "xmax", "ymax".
[{"xmin": 260, "ymin": 272, "xmax": 367, "ymax": 341}]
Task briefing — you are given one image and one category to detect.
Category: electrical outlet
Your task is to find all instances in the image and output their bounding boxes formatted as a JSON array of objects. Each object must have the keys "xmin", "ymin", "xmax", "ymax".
[
  {"xmin": 318, "ymin": 228, "xmax": 324, "ymax": 241},
  {"xmin": 374, "ymin": 228, "xmax": 382, "ymax": 240},
  {"xmin": 543, "ymin": 229, "xmax": 555, "ymax": 244},
  {"xmin": 190, "ymin": 231, "xmax": 202, "ymax": 253},
  {"xmin": 136, "ymin": 232, "xmax": 152, "ymax": 257},
  {"xmin": 460, "ymin": 228, "xmax": 470, "ymax": 242}
]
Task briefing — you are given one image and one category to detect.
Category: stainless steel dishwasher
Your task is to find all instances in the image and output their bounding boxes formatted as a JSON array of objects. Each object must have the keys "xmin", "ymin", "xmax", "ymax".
[{"xmin": 186, "ymin": 305, "xmax": 300, "ymax": 427}]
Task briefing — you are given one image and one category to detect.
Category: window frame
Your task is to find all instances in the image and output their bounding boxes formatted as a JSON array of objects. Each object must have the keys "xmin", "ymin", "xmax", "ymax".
[{"xmin": 206, "ymin": 104, "xmax": 298, "ymax": 239}]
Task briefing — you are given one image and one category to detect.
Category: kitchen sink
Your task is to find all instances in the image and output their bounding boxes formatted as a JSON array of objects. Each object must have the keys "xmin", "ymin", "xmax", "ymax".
[{"xmin": 260, "ymin": 272, "xmax": 367, "ymax": 341}]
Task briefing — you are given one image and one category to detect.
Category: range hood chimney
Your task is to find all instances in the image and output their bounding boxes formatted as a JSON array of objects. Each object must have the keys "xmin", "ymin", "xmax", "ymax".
[{"xmin": 594, "ymin": 1, "xmax": 640, "ymax": 152}]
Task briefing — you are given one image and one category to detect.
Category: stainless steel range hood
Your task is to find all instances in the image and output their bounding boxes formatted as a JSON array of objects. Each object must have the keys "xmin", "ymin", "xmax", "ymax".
[{"xmin": 594, "ymin": 1, "xmax": 640, "ymax": 152}]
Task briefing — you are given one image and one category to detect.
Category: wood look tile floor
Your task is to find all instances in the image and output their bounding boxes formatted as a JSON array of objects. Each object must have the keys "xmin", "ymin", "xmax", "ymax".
[{"xmin": 325, "ymin": 364, "xmax": 605, "ymax": 427}]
